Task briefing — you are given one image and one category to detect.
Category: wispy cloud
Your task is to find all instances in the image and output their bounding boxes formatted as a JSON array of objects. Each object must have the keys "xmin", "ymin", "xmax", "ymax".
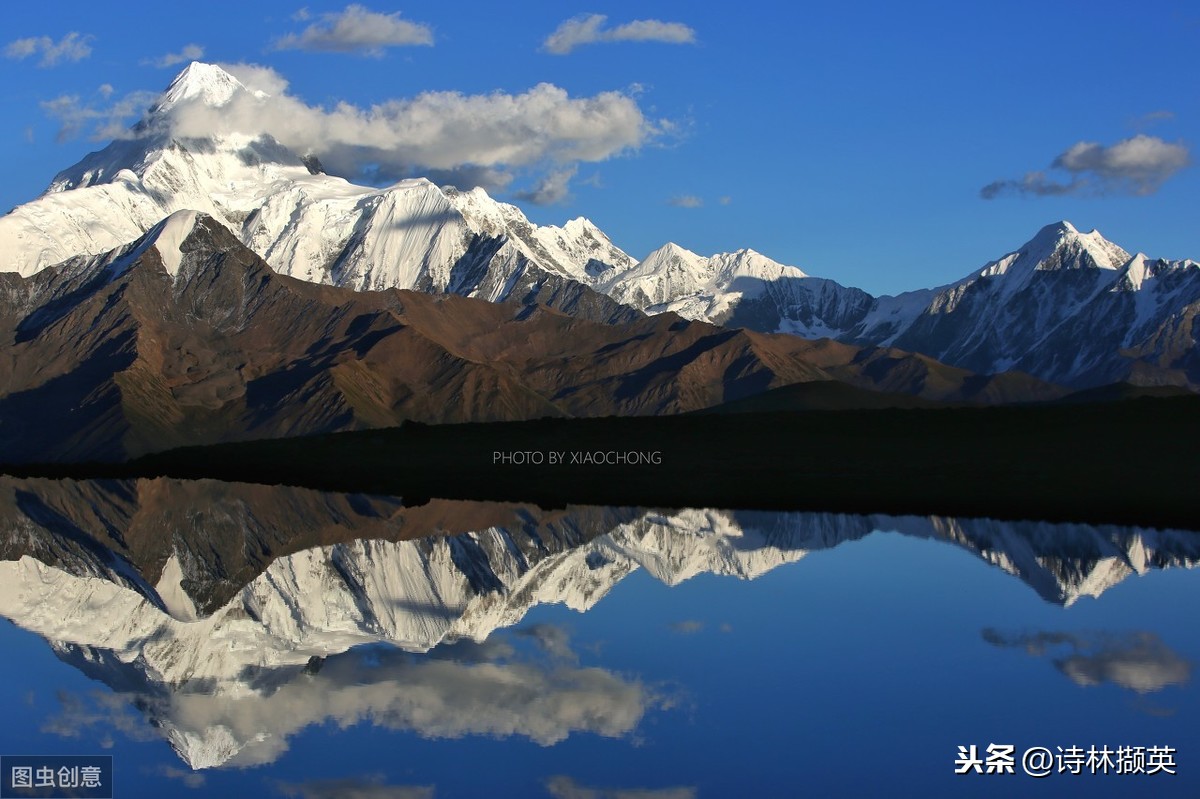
[
  {"xmin": 1132, "ymin": 110, "xmax": 1175, "ymax": 129},
  {"xmin": 514, "ymin": 166, "xmax": 578, "ymax": 205},
  {"xmin": 276, "ymin": 775, "xmax": 433, "ymax": 799},
  {"xmin": 544, "ymin": 776, "xmax": 696, "ymax": 799},
  {"xmin": 668, "ymin": 620, "xmax": 705, "ymax": 634},
  {"xmin": 982, "ymin": 629, "xmax": 1191, "ymax": 694},
  {"xmin": 514, "ymin": 624, "xmax": 580, "ymax": 660},
  {"xmin": 145, "ymin": 765, "xmax": 205, "ymax": 790},
  {"xmin": 981, "ymin": 134, "xmax": 1190, "ymax": 198},
  {"xmin": 39, "ymin": 88, "xmax": 159, "ymax": 142},
  {"xmin": 667, "ymin": 195, "xmax": 703, "ymax": 208},
  {"xmin": 43, "ymin": 690, "xmax": 157, "ymax": 744},
  {"xmin": 5, "ymin": 32, "xmax": 93, "ymax": 67},
  {"xmin": 145, "ymin": 44, "xmax": 205, "ymax": 69},
  {"xmin": 275, "ymin": 5, "xmax": 433, "ymax": 55},
  {"xmin": 543, "ymin": 15, "xmax": 696, "ymax": 55}
]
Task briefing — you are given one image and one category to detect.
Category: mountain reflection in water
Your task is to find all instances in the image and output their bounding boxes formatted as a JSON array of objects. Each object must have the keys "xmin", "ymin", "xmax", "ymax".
[{"xmin": 0, "ymin": 476, "xmax": 1197, "ymax": 776}]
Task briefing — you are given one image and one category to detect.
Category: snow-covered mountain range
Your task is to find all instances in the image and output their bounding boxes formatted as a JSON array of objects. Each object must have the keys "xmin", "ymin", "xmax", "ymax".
[
  {"xmin": 3, "ymin": 62, "xmax": 1197, "ymax": 389},
  {"xmin": 1, "ymin": 62, "xmax": 637, "ymax": 324},
  {"xmin": 1, "ymin": 477, "xmax": 1197, "ymax": 769}
]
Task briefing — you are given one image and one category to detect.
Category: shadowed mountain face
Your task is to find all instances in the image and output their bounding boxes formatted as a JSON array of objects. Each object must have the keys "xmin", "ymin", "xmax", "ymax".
[
  {"xmin": 0, "ymin": 213, "xmax": 1062, "ymax": 463},
  {"xmin": 1, "ymin": 477, "xmax": 1198, "ymax": 768},
  {"xmin": 4, "ymin": 477, "xmax": 1195, "ymax": 618},
  {"xmin": 852, "ymin": 224, "xmax": 1200, "ymax": 389}
]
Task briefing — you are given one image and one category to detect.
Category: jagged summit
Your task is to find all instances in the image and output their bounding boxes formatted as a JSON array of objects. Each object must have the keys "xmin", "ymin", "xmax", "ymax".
[{"xmin": 976, "ymin": 219, "xmax": 1131, "ymax": 283}]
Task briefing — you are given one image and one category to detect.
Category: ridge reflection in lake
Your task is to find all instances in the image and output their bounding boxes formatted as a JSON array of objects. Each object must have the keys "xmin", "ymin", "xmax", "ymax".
[{"xmin": 0, "ymin": 477, "xmax": 1197, "ymax": 798}]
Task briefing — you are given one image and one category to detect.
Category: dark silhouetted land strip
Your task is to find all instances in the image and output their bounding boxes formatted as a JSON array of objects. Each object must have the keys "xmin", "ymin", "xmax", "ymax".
[{"xmin": 4, "ymin": 396, "xmax": 1198, "ymax": 531}]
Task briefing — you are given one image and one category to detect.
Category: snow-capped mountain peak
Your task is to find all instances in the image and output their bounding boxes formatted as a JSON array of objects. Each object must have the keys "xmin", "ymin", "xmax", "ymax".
[
  {"xmin": 151, "ymin": 61, "xmax": 249, "ymax": 114},
  {"xmin": 979, "ymin": 220, "xmax": 1131, "ymax": 282},
  {"xmin": 1, "ymin": 62, "xmax": 638, "ymax": 307},
  {"xmin": 597, "ymin": 242, "xmax": 863, "ymax": 337}
]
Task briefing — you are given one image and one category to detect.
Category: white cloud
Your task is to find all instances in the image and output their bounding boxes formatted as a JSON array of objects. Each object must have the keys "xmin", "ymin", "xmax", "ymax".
[
  {"xmin": 543, "ymin": 14, "xmax": 696, "ymax": 55},
  {"xmin": 5, "ymin": 32, "xmax": 93, "ymax": 67},
  {"xmin": 275, "ymin": 4, "xmax": 433, "ymax": 55},
  {"xmin": 981, "ymin": 134, "xmax": 1190, "ymax": 198},
  {"xmin": 1054, "ymin": 135, "xmax": 1189, "ymax": 191},
  {"xmin": 38, "ymin": 61, "xmax": 663, "ymax": 202},
  {"xmin": 219, "ymin": 62, "xmax": 291, "ymax": 96},
  {"xmin": 667, "ymin": 195, "xmax": 703, "ymax": 208},
  {"xmin": 146, "ymin": 44, "xmax": 205, "ymax": 69},
  {"xmin": 162, "ymin": 63, "xmax": 659, "ymax": 199},
  {"xmin": 158, "ymin": 643, "xmax": 663, "ymax": 767}
]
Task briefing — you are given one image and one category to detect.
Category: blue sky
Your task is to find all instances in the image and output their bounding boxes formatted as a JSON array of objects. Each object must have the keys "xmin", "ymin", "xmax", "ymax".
[{"xmin": 1, "ymin": 1, "xmax": 1196, "ymax": 294}]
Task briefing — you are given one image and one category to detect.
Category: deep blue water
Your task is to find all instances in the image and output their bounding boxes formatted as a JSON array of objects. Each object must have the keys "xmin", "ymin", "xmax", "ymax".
[{"xmin": 1, "ymin": 524, "xmax": 1197, "ymax": 798}]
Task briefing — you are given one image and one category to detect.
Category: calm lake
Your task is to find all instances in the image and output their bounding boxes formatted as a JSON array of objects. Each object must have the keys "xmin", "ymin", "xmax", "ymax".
[{"xmin": 0, "ymin": 478, "xmax": 1196, "ymax": 798}]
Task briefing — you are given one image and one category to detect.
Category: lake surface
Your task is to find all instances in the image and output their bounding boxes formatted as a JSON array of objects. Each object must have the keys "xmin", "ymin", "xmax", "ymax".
[{"xmin": 0, "ymin": 478, "xmax": 1196, "ymax": 797}]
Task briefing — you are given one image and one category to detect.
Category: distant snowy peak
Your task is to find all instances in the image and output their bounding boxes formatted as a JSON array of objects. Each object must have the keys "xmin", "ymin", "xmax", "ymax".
[
  {"xmin": 843, "ymin": 219, "xmax": 1200, "ymax": 387},
  {"xmin": 602, "ymin": 244, "xmax": 806, "ymax": 309},
  {"xmin": 1115, "ymin": 252, "xmax": 1199, "ymax": 292},
  {"xmin": 600, "ymin": 243, "xmax": 872, "ymax": 338},
  {"xmin": 601, "ymin": 242, "xmax": 709, "ymax": 307},
  {"xmin": 977, "ymin": 221, "xmax": 1132, "ymax": 282}
]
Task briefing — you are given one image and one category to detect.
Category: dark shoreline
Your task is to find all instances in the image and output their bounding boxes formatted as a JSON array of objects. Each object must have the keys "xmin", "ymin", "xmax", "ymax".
[{"xmin": 4, "ymin": 397, "xmax": 1199, "ymax": 531}]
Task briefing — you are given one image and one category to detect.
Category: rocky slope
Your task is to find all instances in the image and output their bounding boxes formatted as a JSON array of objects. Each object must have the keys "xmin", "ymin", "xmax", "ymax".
[{"xmin": 0, "ymin": 212, "xmax": 1061, "ymax": 462}]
